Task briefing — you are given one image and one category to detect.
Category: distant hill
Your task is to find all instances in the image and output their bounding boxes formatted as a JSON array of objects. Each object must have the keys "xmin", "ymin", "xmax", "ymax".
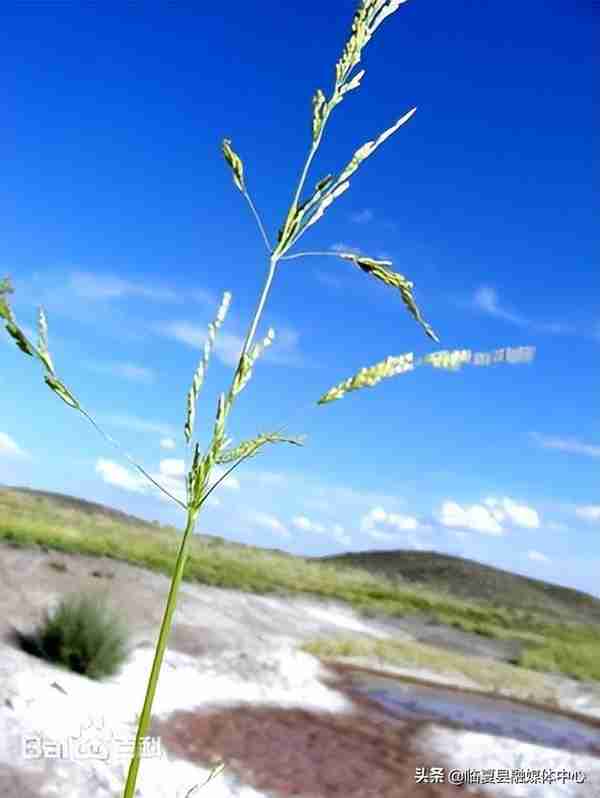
[
  {"xmin": 3, "ymin": 484, "xmax": 599, "ymax": 626},
  {"xmin": 0, "ymin": 484, "xmax": 296, "ymax": 558},
  {"xmin": 314, "ymin": 548, "xmax": 600, "ymax": 625}
]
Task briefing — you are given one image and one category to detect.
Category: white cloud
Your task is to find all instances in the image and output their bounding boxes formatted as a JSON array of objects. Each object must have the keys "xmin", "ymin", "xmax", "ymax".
[
  {"xmin": 532, "ymin": 432, "xmax": 600, "ymax": 458},
  {"xmin": 159, "ymin": 320, "xmax": 305, "ymax": 367},
  {"xmin": 159, "ymin": 458, "xmax": 185, "ymax": 478},
  {"xmin": 100, "ymin": 413, "xmax": 175, "ymax": 438},
  {"xmin": 159, "ymin": 321, "xmax": 206, "ymax": 349},
  {"xmin": 438, "ymin": 496, "xmax": 539, "ymax": 535},
  {"xmin": 331, "ymin": 523, "xmax": 352, "ymax": 546},
  {"xmin": 69, "ymin": 272, "xmax": 179, "ymax": 302},
  {"xmin": 215, "ymin": 332, "xmax": 245, "ymax": 367},
  {"xmin": 527, "ymin": 550, "xmax": 550, "ymax": 564},
  {"xmin": 330, "ymin": 242, "xmax": 362, "ymax": 255},
  {"xmin": 245, "ymin": 510, "xmax": 289, "ymax": 538},
  {"xmin": 472, "ymin": 285, "xmax": 527, "ymax": 326},
  {"xmin": 95, "ymin": 458, "xmax": 147, "ymax": 493},
  {"xmin": 472, "ymin": 285, "xmax": 574, "ymax": 337},
  {"xmin": 575, "ymin": 505, "xmax": 600, "ymax": 523},
  {"xmin": 85, "ymin": 360, "xmax": 155, "ymax": 383},
  {"xmin": 95, "ymin": 457, "xmax": 187, "ymax": 503},
  {"xmin": 211, "ymin": 465, "xmax": 240, "ymax": 491},
  {"xmin": 360, "ymin": 506, "xmax": 419, "ymax": 537},
  {"xmin": 291, "ymin": 515, "xmax": 352, "ymax": 546},
  {"xmin": 291, "ymin": 516, "xmax": 326, "ymax": 534},
  {"xmin": 360, "ymin": 506, "xmax": 420, "ymax": 547},
  {"xmin": 160, "ymin": 437, "xmax": 177, "ymax": 450},
  {"xmin": 251, "ymin": 470, "xmax": 287, "ymax": 487},
  {"xmin": 438, "ymin": 501, "xmax": 503, "ymax": 536},
  {"xmin": 305, "ymin": 484, "xmax": 406, "ymax": 515},
  {"xmin": 483, "ymin": 496, "xmax": 540, "ymax": 529},
  {"xmin": 349, "ymin": 209, "xmax": 374, "ymax": 224},
  {"xmin": 0, "ymin": 431, "xmax": 27, "ymax": 458}
]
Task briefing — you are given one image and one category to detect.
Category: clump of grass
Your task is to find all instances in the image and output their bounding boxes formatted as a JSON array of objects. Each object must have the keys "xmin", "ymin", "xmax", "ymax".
[
  {"xmin": 0, "ymin": 2, "xmax": 538, "ymax": 795},
  {"xmin": 14, "ymin": 592, "xmax": 130, "ymax": 680},
  {"xmin": 301, "ymin": 636, "xmax": 561, "ymax": 706}
]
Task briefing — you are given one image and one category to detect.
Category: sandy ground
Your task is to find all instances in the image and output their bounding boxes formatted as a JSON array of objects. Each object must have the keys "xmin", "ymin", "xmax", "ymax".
[{"xmin": 1, "ymin": 541, "xmax": 600, "ymax": 797}]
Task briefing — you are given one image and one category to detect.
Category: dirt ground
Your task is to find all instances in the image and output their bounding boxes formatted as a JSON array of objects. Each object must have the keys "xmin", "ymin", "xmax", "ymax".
[{"xmin": 2, "ymin": 540, "xmax": 600, "ymax": 798}]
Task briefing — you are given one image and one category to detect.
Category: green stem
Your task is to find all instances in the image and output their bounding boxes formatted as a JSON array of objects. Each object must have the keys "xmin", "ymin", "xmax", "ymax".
[
  {"xmin": 280, "ymin": 250, "xmax": 344, "ymax": 261},
  {"xmin": 243, "ymin": 190, "xmax": 272, "ymax": 253},
  {"xmin": 239, "ymin": 255, "xmax": 278, "ymax": 360},
  {"xmin": 122, "ymin": 507, "xmax": 199, "ymax": 798}
]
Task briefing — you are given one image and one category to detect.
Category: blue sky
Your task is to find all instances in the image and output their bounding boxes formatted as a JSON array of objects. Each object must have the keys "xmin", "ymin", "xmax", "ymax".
[{"xmin": 1, "ymin": 1, "xmax": 598, "ymax": 596}]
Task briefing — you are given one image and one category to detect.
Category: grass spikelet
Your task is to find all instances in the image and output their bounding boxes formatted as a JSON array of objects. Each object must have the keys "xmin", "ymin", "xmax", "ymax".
[
  {"xmin": 230, "ymin": 328, "xmax": 275, "ymax": 398},
  {"xmin": 184, "ymin": 291, "xmax": 232, "ymax": 444},
  {"xmin": 1, "ymin": 3, "xmax": 540, "ymax": 796},
  {"xmin": 319, "ymin": 352, "xmax": 414, "ymax": 403},
  {"xmin": 297, "ymin": 108, "xmax": 416, "ymax": 245},
  {"xmin": 319, "ymin": 346, "xmax": 537, "ymax": 404},
  {"xmin": 337, "ymin": 252, "xmax": 439, "ymax": 342},
  {"xmin": 222, "ymin": 139, "xmax": 245, "ymax": 193},
  {"xmin": 0, "ymin": 277, "xmax": 15, "ymax": 323},
  {"xmin": 215, "ymin": 431, "xmax": 305, "ymax": 465}
]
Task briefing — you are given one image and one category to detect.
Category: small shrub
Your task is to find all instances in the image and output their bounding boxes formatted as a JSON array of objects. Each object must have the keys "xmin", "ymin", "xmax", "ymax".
[{"xmin": 16, "ymin": 592, "xmax": 130, "ymax": 679}]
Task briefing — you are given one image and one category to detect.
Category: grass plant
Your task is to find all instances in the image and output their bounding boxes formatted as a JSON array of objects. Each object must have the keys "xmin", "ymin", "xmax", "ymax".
[
  {"xmin": 14, "ymin": 591, "xmax": 129, "ymax": 680},
  {"xmin": 1, "ymin": 1, "xmax": 539, "ymax": 795}
]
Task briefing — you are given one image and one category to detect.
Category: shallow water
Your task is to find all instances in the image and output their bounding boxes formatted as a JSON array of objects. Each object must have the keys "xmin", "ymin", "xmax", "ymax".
[{"xmin": 346, "ymin": 670, "xmax": 600, "ymax": 757}]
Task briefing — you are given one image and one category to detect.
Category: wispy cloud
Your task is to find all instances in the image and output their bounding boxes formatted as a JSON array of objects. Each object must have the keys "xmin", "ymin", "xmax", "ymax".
[
  {"xmin": 99, "ymin": 413, "xmax": 176, "ymax": 438},
  {"xmin": 330, "ymin": 242, "xmax": 362, "ymax": 255},
  {"xmin": 84, "ymin": 360, "xmax": 155, "ymax": 383},
  {"xmin": 160, "ymin": 437, "xmax": 177, "ymax": 450},
  {"xmin": 349, "ymin": 209, "xmax": 374, "ymax": 224},
  {"xmin": 304, "ymin": 484, "xmax": 407, "ymax": 515},
  {"xmin": 158, "ymin": 321, "xmax": 305, "ymax": 367},
  {"xmin": 69, "ymin": 271, "xmax": 181, "ymax": 302},
  {"xmin": 471, "ymin": 285, "xmax": 576, "ymax": 336},
  {"xmin": 291, "ymin": 515, "xmax": 326, "ymax": 534},
  {"xmin": 531, "ymin": 432, "xmax": 600, "ymax": 458},
  {"xmin": 472, "ymin": 286, "xmax": 528, "ymax": 326},
  {"xmin": 0, "ymin": 431, "xmax": 28, "ymax": 459},
  {"xmin": 243, "ymin": 469, "xmax": 287, "ymax": 487},
  {"xmin": 527, "ymin": 549, "xmax": 550, "ymax": 563},
  {"xmin": 244, "ymin": 510, "xmax": 289, "ymax": 538},
  {"xmin": 575, "ymin": 505, "xmax": 600, "ymax": 523}
]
